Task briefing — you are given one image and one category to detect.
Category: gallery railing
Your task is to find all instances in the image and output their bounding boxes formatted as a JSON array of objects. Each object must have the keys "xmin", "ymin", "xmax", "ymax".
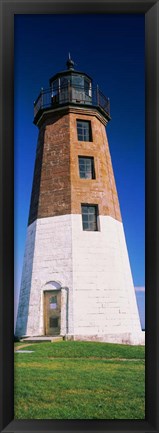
[{"xmin": 34, "ymin": 84, "xmax": 110, "ymax": 121}]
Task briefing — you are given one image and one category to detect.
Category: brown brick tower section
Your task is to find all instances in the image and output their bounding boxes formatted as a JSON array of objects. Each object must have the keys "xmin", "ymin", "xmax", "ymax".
[
  {"xmin": 28, "ymin": 112, "xmax": 71, "ymax": 225},
  {"xmin": 28, "ymin": 107, "xmax": 121, "ymax": 226},
  {"xmin": 70, "ymin": 108, "xmax": 121, "ymax": 221}
]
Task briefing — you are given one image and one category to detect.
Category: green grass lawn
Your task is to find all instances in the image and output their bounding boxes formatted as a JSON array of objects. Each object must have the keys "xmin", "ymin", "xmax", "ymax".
[{"xmin": 14, "ymin": 341, "xmax": 145, "ymax": 419}]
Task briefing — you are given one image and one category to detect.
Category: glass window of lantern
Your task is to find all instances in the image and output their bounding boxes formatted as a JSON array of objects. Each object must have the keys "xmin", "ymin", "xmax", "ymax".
[{"xmin": 72, "ymin": 74, "xmax": 84, "ymax": 88}]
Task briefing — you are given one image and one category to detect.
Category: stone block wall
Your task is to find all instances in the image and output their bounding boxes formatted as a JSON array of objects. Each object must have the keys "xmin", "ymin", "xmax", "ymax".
[
  {"xmin": 71, "ymin": 214, "xmax": 141, "ymax": 337},
  {"xmin": 16, "ymin": 215, "xmax": 73, "ymax": 337}
]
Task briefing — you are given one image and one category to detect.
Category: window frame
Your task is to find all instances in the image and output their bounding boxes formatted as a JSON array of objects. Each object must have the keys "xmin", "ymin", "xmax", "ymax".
[
  {"xmin": 78, "ymin": 156, "xmax": 95, "ymax": 179},
  {"xmin": 49, "ymin": 295, "xmax": 57, "ymax": 304},
  {"xmin": 81, "ymin": 204, "xmax": 99, "ymax": 232},
  {"xmin": 49, "ymin": 317, "xmax": 58, "ymax": 328},
  {"xmin": 76, "ymin": 119, "xmax": 92, "ymax": 142}
]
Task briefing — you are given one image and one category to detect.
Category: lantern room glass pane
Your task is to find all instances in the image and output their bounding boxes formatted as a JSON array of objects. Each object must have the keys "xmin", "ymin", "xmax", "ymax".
[{"xmin": 72, "ymin": 74, "xmax": 84, "ymax": 87}]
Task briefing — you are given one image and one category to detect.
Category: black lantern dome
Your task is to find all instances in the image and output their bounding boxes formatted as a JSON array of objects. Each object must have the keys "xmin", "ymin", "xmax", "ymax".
[{"xmin": 66, "ymin": 53, "xmax": 75, "ymax": 70}]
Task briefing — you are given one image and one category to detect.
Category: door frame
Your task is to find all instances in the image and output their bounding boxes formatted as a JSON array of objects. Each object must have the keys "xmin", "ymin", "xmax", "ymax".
[
  {"xmin": 43, "ymin": 289, "xmax": 61, "ymax": 336},
  {"xmin": 42, "ymin": 281, "xmax": 68, "ymax": 336}
]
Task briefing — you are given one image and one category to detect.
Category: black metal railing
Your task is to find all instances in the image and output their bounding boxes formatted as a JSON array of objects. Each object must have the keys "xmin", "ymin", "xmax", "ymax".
[{"xmin": 34, "ymin": 84, "xmax": 110, "ymax": 121}]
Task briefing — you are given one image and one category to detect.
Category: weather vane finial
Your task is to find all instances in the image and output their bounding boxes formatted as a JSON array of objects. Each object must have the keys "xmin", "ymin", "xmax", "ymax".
[{"xmin": 66, "ymin": 53, "xmax": 75, "ymax": 70}]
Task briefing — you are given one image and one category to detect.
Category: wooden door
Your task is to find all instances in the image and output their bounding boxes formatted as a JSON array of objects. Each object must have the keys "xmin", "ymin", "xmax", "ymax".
[{"xmin": 44, "ymin": 290, "xmax": 61, "ymax": 336}]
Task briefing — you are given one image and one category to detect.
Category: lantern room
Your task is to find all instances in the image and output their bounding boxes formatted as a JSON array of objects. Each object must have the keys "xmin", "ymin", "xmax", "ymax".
[{"xmin": 49, "ymin": 53, "xmax": 92, "ymax": 106}]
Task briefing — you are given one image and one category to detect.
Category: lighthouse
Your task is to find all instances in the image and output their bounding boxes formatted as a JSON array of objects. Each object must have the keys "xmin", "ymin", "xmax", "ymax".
[{"xmin": 15, "ymin": 56, "xmax": 143, "ymax": 345}]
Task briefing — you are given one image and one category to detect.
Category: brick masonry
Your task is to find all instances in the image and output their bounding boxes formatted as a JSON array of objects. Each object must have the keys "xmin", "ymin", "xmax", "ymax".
[
  {"xmin": 70, "ymin": 110, "xmax": 121, "ymax": 221},
  {"xmin": 28, "ymin": 112, "xmax": 71, "ymax": 225},
  {"xmin": 28, "ymin": 107, "xmax": 121, "ymax": 225}
]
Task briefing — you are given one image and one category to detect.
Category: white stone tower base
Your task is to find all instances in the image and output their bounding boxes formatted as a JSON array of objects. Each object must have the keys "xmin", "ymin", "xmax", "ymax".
[{"xmin": 15, "ymin": 214, "xmax": 144, "ymax": 346}]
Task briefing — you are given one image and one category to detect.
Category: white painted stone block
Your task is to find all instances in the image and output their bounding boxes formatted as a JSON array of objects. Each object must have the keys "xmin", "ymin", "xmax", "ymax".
[{"xmin": 15, "ymin": 214, "xmax": 143, "ymax": 345}]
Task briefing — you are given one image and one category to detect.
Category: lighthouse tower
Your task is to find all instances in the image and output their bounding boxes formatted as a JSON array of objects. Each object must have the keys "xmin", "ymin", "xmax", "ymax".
[{"xmin": 15, "ymin": 56, "xmax": 143, "ymax": 345}]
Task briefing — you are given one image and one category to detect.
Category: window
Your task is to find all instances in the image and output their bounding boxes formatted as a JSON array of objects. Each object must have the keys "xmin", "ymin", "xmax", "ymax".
[
  {"xmin": 72, "ymin": 74, "xmax": 84, "ymax": 87},
  {"xmin": 60, "ymin": 76, "xmax": 70, "ymax": 87},
  {"xmin": 51, "ymin": 79, "xmax": 58, "ymax": 96},
  {"xmin": 84, "ymin": 78, "xmax": 91, "ymax": 96},
  {"xmin": 78, "ymin": 156, "xmax": 95, "ymax": 179},
  {"xmin": 50, "ymin": 317, "xmax": 58, "ymax": 328},
  {"xmin": 49, "ymin": 296, "xmax": 57, "ymax": 310},
  {"xmin": 77, "ymin": 120, "xmax": 92, "ymax": 141},
  {"xmin": 81, "ymin": 204, "xmax": 98, "ymax": 231},
  {"xmin": 50, "ymin": 296, "xmax": 57, "ymax": 304}
]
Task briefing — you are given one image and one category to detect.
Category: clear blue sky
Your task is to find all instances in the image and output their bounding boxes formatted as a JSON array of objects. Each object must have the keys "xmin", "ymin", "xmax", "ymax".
[{"xmin": 14, "ymin": 14, "xmax": 145, "ymax": 328}]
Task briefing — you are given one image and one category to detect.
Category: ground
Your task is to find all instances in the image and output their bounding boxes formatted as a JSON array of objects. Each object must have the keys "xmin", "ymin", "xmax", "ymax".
[{"xmin": 14, "ymin": 340, "xmax": 145, "ymax": 419}]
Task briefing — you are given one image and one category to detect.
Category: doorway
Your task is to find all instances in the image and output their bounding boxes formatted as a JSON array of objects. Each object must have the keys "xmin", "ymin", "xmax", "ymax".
[{"xmin": 44, "ymin": 290, "xmax": 61, "ymax": 336}]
